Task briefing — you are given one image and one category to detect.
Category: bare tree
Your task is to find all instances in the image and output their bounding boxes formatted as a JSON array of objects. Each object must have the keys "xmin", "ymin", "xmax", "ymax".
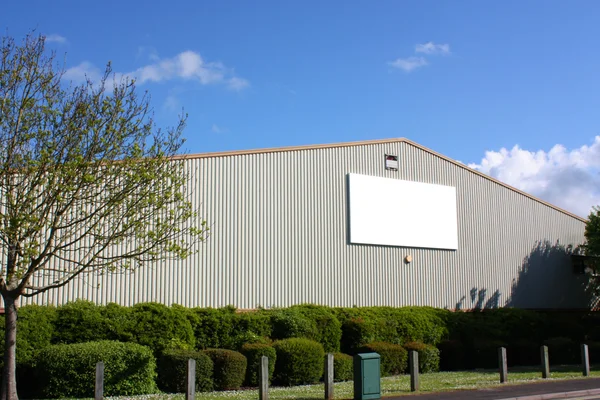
[{"xmin": 0, "ymin": 33, "xmax": 207, "ymax": 399}]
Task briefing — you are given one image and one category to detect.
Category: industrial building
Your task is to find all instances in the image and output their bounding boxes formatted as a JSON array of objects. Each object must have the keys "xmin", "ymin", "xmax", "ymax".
[{"xmin": 29, "ymin": 138, "xmax": 592, "ymax": 310}]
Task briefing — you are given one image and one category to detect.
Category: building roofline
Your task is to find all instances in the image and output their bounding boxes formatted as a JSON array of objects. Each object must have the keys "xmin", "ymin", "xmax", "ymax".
[{"xmin": 176, "ymin": 138, "xmax": 587, "ymax": 223}]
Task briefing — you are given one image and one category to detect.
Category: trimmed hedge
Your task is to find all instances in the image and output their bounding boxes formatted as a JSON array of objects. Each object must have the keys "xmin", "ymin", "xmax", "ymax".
[
  {"xmin": 269, "ymin": 309, "xmax": 319, "ymax": 342},
  {"xmin": 10, "ymin": 302, "xmax": 600, "ymax": 385},
  {"xmin": 333, "ymin": 353, "xmax": 353, "ymax": 381},
  {"xmin": 130, "ymin": 303, "xmax": 195, "ymax": 354},
  {"xmin": 337, "ymin": 307, "xmax": 448, "ymax": 354},
  {"xmin": 544, "ymin": 337, "xmax": 578, "ymax": 365},
  {"xmin": 193, "ymin": 307, "xmax": 236, "ymax": 349},
  {"xmin": 403, "ymin": 341, "xmax": 440, "ymax": 373},
  {"xmin": 240, "ymin": 343, "xmax": 276, "ymax": 386},
  {"xmin": 360, "ymin": 342, "xmax": 407, "ymax": 376},
  {"xmin": 53, "ymin": 300, "xmax": 105, "ymax": 344},
  {"xmin": 340, "ymin": 318, "xmax": 377, "ymax": 354},
  {"xmin": 437, "ymin": 340, "xmax": 465, "ymax": 371},
  {"xmin": 158, "ymin": 349, "xmax": 213, "ymax": 393},
  {"xmin": 35, "ymin": 340, "xmax": 157, "ymax": 398},
  {"xmin": 273, "ymin": 338, "xmax": 325, "ymax": 386},
  {"xmin": 288, "ymin": 305, "xmax": 342, "ymax": 352},
  {"xmin": 203, "ymin": 349, "xmax": 247, "ymax": 390}
]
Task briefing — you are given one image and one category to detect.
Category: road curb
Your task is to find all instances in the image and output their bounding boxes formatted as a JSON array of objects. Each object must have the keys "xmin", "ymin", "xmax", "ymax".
[{"xmin": 496, "ymin": 388, "xmax": 600, "ymax": 400}]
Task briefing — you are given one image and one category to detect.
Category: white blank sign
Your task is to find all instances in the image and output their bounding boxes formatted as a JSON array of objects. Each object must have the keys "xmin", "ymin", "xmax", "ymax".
[{"xmin": 348, "ymin": 173, "xmax": 458, "ymax": 250}]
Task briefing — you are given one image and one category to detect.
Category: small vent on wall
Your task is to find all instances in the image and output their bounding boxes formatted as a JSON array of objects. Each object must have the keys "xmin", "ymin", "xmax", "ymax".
[{"xmin": 385, "ymin": 154, "xmax": 398, "ymax": 171}]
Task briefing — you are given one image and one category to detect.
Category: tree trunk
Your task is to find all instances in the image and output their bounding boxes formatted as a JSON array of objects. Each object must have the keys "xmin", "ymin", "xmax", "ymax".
[{"xmin": 1, "ymin": 294, "xmax": 18, "ymax": 400}]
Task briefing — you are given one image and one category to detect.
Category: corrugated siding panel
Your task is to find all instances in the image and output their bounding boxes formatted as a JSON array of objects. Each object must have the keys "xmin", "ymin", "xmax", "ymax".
[{"xmin": 24, "ymin": 141, "xmax": 590, "ymax": 309}]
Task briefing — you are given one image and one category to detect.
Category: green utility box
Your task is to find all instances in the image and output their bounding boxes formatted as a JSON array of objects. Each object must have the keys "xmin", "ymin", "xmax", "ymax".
[{"xmin": 353, "ymin": 352, "xmax": 381, "ymax": 400}]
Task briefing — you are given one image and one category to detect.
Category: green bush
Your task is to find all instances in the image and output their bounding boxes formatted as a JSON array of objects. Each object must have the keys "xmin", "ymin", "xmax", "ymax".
[
  {"xmin": 232, "ymin": 311, "xmax": 272, "ymax": 339},
  {"xmin": 507, "ymin": 339, "xmax": 539, "ymax": 367},
  {"xmin": 273, "ymin": 338, "xmax": 325, "ymax": 386},
  {"xmin": 0, "ymin": 305, "xmax": 57, "ymax": 399},
  {"xmin": 544, "ymin": 337, "xmax": 578, "ymax": 365},
  {"xmin": 53, "ymin": 300, "xmax": 107, "ymax": 344},
  {"xmin": 586, "ymin": 341, "xmax": 600, "ymax": 363},
  {"xmin": 102, "ymin": 303, "xmax": 135, "ymax": 342},
  {"xmin": 337, "ymin": 307, "xmax": 448, "ymax": 354},
  {"xmin": 437, "ymin": 340, "xmax": 465, "ymax": 371},
  {"xmin": 340, "ymin": 318, "xmax": 377, "ymax": 354},
  {"xmin": 203, "ymin": 349, "xmax": 247, "ymax": 390},
  {"xmin": 360, "ymin": 342, "xmax": 407, "ymax": 376},
  {"xmin": 193, "ymin": 307, "xmax": 236, "ymax": 349},
  {"xmin": 333, "ymin": 353, "xmax": 353, "ymax": 381},
  {"xmin": 129, "ymin": 303, "xmax": 195, "ymax": 354},
  {"xmin": 240, "ymin": 343, "xmax": 276, "ymax": 386},
  {"xmin": 288, "ymin": 305, "xmax": 342, "ymax": 352},
  {"xmin": 403, "ymin": 341, "xmax": 440, "ymax": 373},
  {"xmin": 269, "ymin": 309, "xmax": 319, "ymax": 342},
  {"xmin": 16, "ymin": 305, "xmax": 57, "ymax": 363},
  {"xmin": 232, "ymin": 331, "xmax": 271, "ymax": 350},
  {"xmin": 35, "ymin": 340, "xmax": 157, "ymax": 398},
  {"xmin": 157, "ymin": 349, "xmax": 213, "ymax": 393},
  {"xmin": 469, "ymin": 339, "xmax": 507, "ymax": 369}
]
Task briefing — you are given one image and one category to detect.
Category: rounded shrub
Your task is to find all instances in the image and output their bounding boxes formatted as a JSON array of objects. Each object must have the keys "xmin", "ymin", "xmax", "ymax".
[
  {"xmin": 340, "ymin": 317, "xmax": 377, "ymax": 354},
  {"xmin": 35, "ymin": 340, "xmax": 157, "ymax": 398},
  {"xmin": 333, "ymin": 353, "xmax": 353, "ymax": 381},
  {"xmin": 288, "ymin": 304, "xmax": 342, "ymax": 352},
  {"xmin": 360, "ymin": 342, "xmax": 407, "ymax": 376},
  {"xmin": 16, "ymin": 304, "xmax": 57, "ymax": 363},
  {"xmin": 193, "ymin": 307, "xmax": 236, "ymax": 349},
  {"xmin": 403, "ymin": 341, "xmax": 440, "ymax": 373},
  {"xmin": 232, "ymin": 311, "xmax": 273, "ymax": 339},
  {"xmin": 53, "ymin": 300, "xmax": 107, "ymax": 344},
  {"xmin": 130, "ymin": 302, "xmax": 195, "ymax": 354},
  {"xmin": 233, "ymin": 331, "xmax": 271, "ymax": 350},
  {"xmin": 269, "ymin": 309, "xmax": 318, "ymax": 341},
  {"xmin": 240, "ymin": 343, "xmax": 276, "ymax": 386},
  {"xmin": 203, "ymin": 349, "xmax": 247, "ymax": 390},
  {"xmin": 101, "ymin": 303, "xmax": 135, "ymax": 342},
  {"xmin": 158, "ymin": 349, "xmax": 213, "ymax": 393},
  {"xmin": 273, "ymin": 338, "xmax": 325, "ymax": 386}
]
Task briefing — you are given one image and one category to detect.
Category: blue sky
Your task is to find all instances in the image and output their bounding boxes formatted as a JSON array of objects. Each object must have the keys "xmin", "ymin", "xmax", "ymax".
[{"xmin": 3, "ymin": 1, "xmax": 600, "ymax": 217}]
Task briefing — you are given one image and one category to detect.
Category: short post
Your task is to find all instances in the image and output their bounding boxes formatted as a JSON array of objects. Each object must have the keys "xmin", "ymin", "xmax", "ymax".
[
  {"xmin": 325, "ymin": 353, "xmax": 334, "ymax": 400},
  {"xmin": 582, "ymin": 344, "xmax": 590, "ymax": 377},
  {"xmin": 498, "ymin": 347, "xmax": 507, "ymax": 383},
  {"xmin": 95, "ymin": 361, "xmax": 104, "ymax": 400},
  {"xmin": 541, "ymin": 345, "xmax": 550, "ymax": 379},
  {"xmin": 409, "ymin": 350, "xmax": 419, "ymax": 392},
  {"xmin": 259, "ymin": 356, "xmax": 269, "ymax": 400},
  {"xmin": 186, "ymin": 358, "xmax": 196, "ymax": 400}
]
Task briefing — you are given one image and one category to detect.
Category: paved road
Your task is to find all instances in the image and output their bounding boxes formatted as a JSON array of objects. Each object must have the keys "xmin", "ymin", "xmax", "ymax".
[{"xmin": 382, "ymin": 378, "xmax": 600, "ymax": 400}]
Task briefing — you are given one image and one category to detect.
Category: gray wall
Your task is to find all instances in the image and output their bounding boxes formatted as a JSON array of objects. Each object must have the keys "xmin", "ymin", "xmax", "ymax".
[{"xmin": 25, "ymin": 139, "xmax": 592, "ymax": 309}]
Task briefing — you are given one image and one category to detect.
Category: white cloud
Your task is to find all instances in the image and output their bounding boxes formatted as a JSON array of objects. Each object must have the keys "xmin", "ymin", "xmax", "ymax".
[
  {"xmin": 227, "ymin": 76, "xmax": 250, "ymax": 91},
  {"xmin": 211, "ymin": 124, "xmax": 223, "ymax": 133},
  {"xmin": 64, "ymin": 51, "xmax": 249, "ymax": 90},
  {"xmin": 63, "ymin": 62, "xmax": 102, "ymax": 83},
  {"xmin": 45, "ymin": 34, "xmax": 67, "ymax": 44},
  {"xmin": 388, "ymin": 57, "xmax": 428, "ymax": 72},
  {"xmin": 415, "ymin": 42, "xmax": 451, "ymax": 55},
  {"xmin": 469, "ymin": 137, "xmax": 600, "ymax": 218}
]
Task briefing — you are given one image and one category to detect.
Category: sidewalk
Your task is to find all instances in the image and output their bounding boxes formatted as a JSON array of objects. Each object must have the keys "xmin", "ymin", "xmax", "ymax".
[{"xmin": 383, "ymin": 378, "xmax": 600, "ymax": 400}]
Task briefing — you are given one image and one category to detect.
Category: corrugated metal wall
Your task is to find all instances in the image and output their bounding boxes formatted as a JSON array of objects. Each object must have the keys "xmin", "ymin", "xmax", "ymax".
[{"xmin": 26, "ymin": 140, "xmax": 591, "ymax": 309}]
